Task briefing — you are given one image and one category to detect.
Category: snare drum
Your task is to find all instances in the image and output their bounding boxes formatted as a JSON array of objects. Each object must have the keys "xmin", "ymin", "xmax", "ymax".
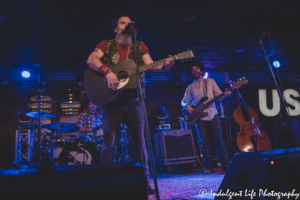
[
  {"xmin": 93, "ymin": 128, "xmax": 103, "ymax": 139},
  {"xmin": 58, "ymin": 141, "xmax": 100, "ymax": 165},
  {"xmin": 52, "ymin": 139, "xmax": 72, "ymax": 160}
]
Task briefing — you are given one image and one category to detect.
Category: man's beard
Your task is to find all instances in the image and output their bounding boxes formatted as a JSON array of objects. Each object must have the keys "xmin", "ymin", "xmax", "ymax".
[
  {"xmin": 193, "ymin": 71, "xmax": 202, "ymax": 79},
  {"xmin": 119, "ymin": 31, "xmax": 132, "ymax": 47}
]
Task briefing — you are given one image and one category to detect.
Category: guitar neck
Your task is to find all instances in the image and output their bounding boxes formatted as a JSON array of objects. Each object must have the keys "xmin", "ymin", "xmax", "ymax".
[
  {"xmin": 127, "ymin": 55, "xmax": 177, "ymax": 76},
  {"xmin": 196, "ymin": 92, "xmax": 226, "ymax": 111}
]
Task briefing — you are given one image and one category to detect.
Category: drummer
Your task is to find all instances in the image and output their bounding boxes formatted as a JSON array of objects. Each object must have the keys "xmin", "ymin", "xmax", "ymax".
[{"xmin": 76, "ymin": 100, "xmax": 102, "ymax": 140}]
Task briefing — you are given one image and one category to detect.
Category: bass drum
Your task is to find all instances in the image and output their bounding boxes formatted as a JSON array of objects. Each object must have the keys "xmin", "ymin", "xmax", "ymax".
[{"xmin": 58, "ymin": 141, "xmax": 100, "ymax": 165}]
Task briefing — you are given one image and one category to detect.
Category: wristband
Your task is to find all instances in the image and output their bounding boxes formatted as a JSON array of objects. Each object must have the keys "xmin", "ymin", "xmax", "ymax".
[{"xmin": 99, "ymin": 65, "xmax": 112, "ymax": 76}]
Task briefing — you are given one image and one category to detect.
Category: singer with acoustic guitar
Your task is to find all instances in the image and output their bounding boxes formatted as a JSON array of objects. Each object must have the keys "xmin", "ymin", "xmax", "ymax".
[{"xmin": 86, "ymin": 15, "xmax": 174, "ymax": 193}]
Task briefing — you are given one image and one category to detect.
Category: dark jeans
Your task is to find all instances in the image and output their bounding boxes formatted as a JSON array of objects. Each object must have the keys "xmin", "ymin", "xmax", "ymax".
[
  {"xmin": 101, "ymin": 101, "xmax": 149, "ymax": 179},
  {"xmin": 196, "ymin": 115, "xmax": 229, "ymax": 172}
]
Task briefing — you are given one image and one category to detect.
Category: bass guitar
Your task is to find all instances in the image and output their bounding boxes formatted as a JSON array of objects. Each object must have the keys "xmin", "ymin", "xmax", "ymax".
[
  {"xmin": 182, "ymin": 78, "xmax": 248, "ymax": 125},
  {"xmin": 84, "ymin": 51, "xmax": 194, "ymax": 107}
]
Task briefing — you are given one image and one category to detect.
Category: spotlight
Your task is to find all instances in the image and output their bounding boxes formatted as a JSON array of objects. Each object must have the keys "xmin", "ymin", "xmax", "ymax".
[
  {"xmin": 21, "ymin": 71, "xmax": 30, "ymax": 78},
  {"xmin": 273, "ymin": 60, "xmax": 281, "ymax": 68},
  {"xmin": 203, "ymin": 72, "xmax": 208, "ymax": 79}
]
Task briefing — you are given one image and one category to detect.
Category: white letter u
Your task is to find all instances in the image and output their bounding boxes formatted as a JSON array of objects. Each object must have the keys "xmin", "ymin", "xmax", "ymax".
[{"xmin": 259, "ymin": 89, "xmax": 280, "ymax": 117}]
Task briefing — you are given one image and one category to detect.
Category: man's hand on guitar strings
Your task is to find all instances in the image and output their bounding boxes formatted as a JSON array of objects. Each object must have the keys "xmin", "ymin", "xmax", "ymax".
[
  {"xmin": 105, "ymin": 72, "xmax": 119, "ymax": 90},
  {"xmin": 186, "ymin": 104, "xmax": 195, "ymax": 114},
  {"xmin": 220, "ymin": 88, "xmax": 231, "ymax": 100},
  {"xmin": 164, "ymin": 55, "xmax": 175, "ymax": 71}
]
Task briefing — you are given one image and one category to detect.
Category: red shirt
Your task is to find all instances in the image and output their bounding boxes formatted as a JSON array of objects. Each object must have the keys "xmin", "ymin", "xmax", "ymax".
[{"xmin": 96, "ymin": 40, "xmax": 150, "ymax": 62}]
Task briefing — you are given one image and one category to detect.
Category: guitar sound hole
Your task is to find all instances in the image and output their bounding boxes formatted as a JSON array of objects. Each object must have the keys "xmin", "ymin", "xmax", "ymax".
[{"xmin": 117, "ymin": 71, "xmax": 128, "ymax": 82}]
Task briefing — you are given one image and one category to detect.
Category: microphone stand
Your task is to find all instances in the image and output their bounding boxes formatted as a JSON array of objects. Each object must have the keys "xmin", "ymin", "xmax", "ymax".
[
  {"xmin": 260, "ymin": 33, "xmax": 300, "ymax": 147},
  {"xmin": 35, "ymin": 80, "xmax": 53, "ymax": 166},
  {"xmin": 130, "ymin": 23, "xmax": 160, "ymax": 199}
]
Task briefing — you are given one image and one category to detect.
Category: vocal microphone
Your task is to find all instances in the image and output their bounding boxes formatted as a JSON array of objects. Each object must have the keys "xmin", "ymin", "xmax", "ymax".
[{"xmin": 123, "ymin": 21, "xmax": 135, "ymax": 32}]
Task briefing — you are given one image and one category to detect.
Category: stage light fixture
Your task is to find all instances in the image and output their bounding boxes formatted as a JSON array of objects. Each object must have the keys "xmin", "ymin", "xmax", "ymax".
[
  {"xmin": 273, "ymin": 60, "xmax": 281, "ymax": 68},
  {"xmin": 21, "ymin": 71, "xmax": 30, "ymax": 78},
  {"xmin": 203, "ymin": 72, "xmax": 208, "ymax": 79}
]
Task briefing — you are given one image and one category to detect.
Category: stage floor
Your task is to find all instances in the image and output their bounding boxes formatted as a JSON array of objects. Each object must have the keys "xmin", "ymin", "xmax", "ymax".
[
  {"xmin": 149, "ymin": 168, "xmax": 225, "ymax": 200},
  {"xmin": 0, "ymin": 166, "xmax": 225, "ymax": 200}
]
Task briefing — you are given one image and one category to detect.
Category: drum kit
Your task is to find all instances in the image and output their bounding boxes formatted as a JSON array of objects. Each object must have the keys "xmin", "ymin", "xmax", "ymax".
[{"xmin": 21, "ymin": 111, "xmax": 131, "ymax": 166}]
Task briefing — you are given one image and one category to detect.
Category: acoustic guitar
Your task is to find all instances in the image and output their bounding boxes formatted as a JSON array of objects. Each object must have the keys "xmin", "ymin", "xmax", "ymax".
[{"xmin": 84, "ymin": 51, "xmax": 194, "ymax": 107}]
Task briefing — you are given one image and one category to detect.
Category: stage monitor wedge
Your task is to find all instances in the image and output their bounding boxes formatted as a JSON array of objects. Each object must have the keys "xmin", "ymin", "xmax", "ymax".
[{"xmin": 216, "ymin": 147, "xmax": 300, "ymax": 200}]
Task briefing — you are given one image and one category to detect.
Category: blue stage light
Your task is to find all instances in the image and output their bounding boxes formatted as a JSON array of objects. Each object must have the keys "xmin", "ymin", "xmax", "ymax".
[
  {"xmin": 203, "ymin": 72, "xmax": 208, "ymax": 79},
  {"xmin": 21, "ymin": 71, "xmax": 30, "ymax": 78},
  {"xmin": 273, "ymin": 60, "xmax": 281, "ymax": 68}
]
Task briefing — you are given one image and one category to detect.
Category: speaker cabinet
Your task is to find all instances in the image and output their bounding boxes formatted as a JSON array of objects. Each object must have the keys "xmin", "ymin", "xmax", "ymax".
[
  {"xmin": 154, "ymin": 129, "xmax": 198, "ymax": 166},
  {"xmin": 216, "ymin": 147, "xmax": 300, "ymax": 199},
  {"xmin": 0, "ymin": 162, "xmax": 148, "ymax": 200}
]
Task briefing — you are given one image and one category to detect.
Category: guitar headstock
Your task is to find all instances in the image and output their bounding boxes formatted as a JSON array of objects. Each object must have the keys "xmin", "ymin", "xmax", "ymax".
[
  {"xmin": 173, "ymin": 50, "xmax": 195, "ymax": 60},
  {"xmin": 230, "ymin": 77, "xmax": 248, "ymax": 90}
]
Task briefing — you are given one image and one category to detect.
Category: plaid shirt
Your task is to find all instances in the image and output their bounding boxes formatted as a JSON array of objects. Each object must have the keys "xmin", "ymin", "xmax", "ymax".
[{"xmin": 76, "ymin": 110, "xmax": 102, "ymax": 129}]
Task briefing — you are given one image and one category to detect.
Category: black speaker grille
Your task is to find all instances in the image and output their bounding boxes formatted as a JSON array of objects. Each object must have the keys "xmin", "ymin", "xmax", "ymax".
[{"xmin": 164, "ymin": 134, "xmax": 194, "ymax": 159}]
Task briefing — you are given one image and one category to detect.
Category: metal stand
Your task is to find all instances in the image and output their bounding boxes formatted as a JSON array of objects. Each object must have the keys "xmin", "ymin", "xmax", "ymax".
[
  {"xmin": 119, "ymin": 123, "xmax": 132, "ymax": 162},
  {"xmin": 260, "ymin": 33, "xmax": 300, "ymax": 147},
  {"xmin": 35, "ymin": 80, "xmax": 53, "ymax": 166},
  {"xmin": 15, "ymin": 129, "xmax": 35, "ymax": 165},
  {"xmin": 130, "ymin": 23, "xmax": 160, "ymax": 199}
]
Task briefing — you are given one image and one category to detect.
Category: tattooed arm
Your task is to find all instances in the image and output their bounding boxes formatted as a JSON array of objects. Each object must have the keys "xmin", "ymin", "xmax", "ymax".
[
  {"xmin": 86, "ymin": 48, "xmax": 105, "ymax": 72},
  {"xmin": 86, "ymin": 43, "xmax": 119, "ymax": 89}
]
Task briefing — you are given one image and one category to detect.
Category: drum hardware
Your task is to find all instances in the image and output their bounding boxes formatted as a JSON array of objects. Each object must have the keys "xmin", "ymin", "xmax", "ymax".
[
  {"xmin": 58, "ymin": 140, "xmax": 100, "ymax": 165},
  {"xmin": 116, "ymin": 123, "xmax": 132, "ymax": 163},
  {"xmin": 92, "ymin": 124, "xmax": 103, "ymax": 139},
  {"xmin": 92, "ymin": 126, "xmax": 104, "ymax": 151},
  {"xmin": 26, "ymin": 111, "xmax": 56, "ymax": 119},
  {"xmin": 43, "ymin": 123, "xmax": 80, "ymax": 133},
  {"xmin": 40, "ymin": 124, "xmax": 82, "ymax": 165},
  {"xmin": 78, "ymin": 135, "xmax": 92, "ymax": 142}
]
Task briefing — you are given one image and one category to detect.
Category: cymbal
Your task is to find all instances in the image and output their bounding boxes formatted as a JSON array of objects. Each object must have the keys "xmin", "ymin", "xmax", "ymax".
[
  {"xmin": 26, "ymin": 111, "xmax": 56, "ymax": 119},
  {"xmin": 19, "ymin": 123, "xmax": 39, "ymax": 129},
  {"xmin": 44, "ymin": 123, "xmax": 80, "ymax": 133}
]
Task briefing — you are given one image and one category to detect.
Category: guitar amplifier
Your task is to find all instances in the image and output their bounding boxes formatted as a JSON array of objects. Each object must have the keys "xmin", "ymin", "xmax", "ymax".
[{"xmin": 154, "ymin": 130, "xmax": 198, "ymax": 166}]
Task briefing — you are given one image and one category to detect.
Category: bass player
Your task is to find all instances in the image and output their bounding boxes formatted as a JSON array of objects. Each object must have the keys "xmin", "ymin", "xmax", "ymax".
[{"xmin": 181, "ymin": 61, "xmax": 231, "ymax": 174}]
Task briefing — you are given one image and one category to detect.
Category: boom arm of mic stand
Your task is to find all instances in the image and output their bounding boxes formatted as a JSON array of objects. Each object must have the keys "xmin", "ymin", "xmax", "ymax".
[{"xmin": 259, "ymin": 40, "xmax": 300, "ymax": 147}]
